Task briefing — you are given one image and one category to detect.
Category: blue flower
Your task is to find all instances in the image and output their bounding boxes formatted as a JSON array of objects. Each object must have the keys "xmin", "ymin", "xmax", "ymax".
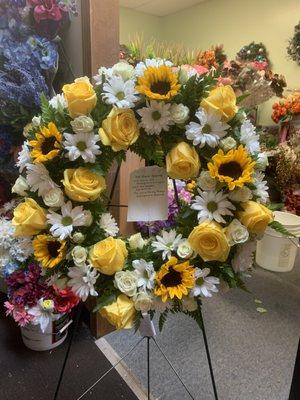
[
  {"xmin": 27, "ymin": 35, "xmax": 58, "ymax": 71},
  {"xmin": 3, "ymin": 262, "xmax": 20, "ymax": 278}
]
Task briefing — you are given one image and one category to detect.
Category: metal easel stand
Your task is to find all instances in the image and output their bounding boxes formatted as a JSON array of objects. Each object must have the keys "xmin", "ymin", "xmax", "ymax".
[{"xmin": 76, "ymin": 314, "xmax": 196, "ymax": 400}]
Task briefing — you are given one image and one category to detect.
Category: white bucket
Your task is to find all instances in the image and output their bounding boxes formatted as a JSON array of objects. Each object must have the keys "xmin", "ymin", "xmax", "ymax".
[
  {"xmin": 21, "ymin": 313, "xmax": 70, "ymax": 351},
  {"xmin": 256, "ymin": 211, "xmax": 300, "ymax": 272}
]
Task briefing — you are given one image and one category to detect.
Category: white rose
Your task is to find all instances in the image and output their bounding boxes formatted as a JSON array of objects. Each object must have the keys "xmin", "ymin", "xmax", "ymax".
[
  {"xmin": 83, "ymin": 210, "xmax": 93, "ymax": 226},
  {"xmin": 228, "ymin": 186, "xmax": 253, "ymax": 202},
  {"xmin": 32, "ymin": 116, "xmax": 41, "ymax": 127},
  {"xmin": 170, "ymin": 103, "xmax": 189, "ymax": 124},
  {"xmin": 70, "ymin": 116, "xmax": 94, "ymax": 133},
  {"xmin": 112, "ymin": 62, "xmax": 135, "ymax": 81},
  {"xmin": 134, "ymin": 292, "xmax": 153, "ymax": 312},
  {"xmin": 71, "ymin": 246, "xmax": 88, "ymax": 267},
  {"xmin": 71, "ymin": 232, "xmax": 85, "ymax": 244},
  {"xmin": 182, "ymin": 297, "xmax": 198, "ymax": 312},
  {"xmin": 114, "ymin": 271, "xmax": 138, "ymax": 297},
  {"xmin": 220, "ymin": 137, "xmax": 237, "ymax": 152},
  {"xmin": 197, "ymin": 171, "xmax": 217, "ymax": 191},
  {"xmin": 177, "ymin": 240, "xmax": 193, "ymax": 259},
  {"xmin": 225, "ymin": 219, "xmax": 249, "ymax": 245},
  {"xmin": 43, "ymin": 188, "xmax": 64, "ymax": 208},
  {"xmin": 256, "ymin": 152, "xmax": 269, "ymax": 170},
  {"xmin": 128, "ymin": 233, "xmax": 146, "ymax": 250},
  {"xmin": 12, "ymin": 176, "xmax": 29, "ymax": 196}
]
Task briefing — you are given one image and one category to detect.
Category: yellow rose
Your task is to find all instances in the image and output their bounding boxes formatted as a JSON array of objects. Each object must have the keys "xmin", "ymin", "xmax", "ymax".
[
  {"xmin": 188, "ymin": 221, "xmax": 230, "ymax": 262},
  {"xmin": 99, "ymin": 108, "xmax": 139, "ymax": 152},
  {"xmin": 12, "ymin": 198, "xmax": 47, "ymax": 237},
  {"xmin": 200, "ymin": 85, "xmax": 237, "ymax": 122},
  {"xmin": 62, "ymin": 167, "xmax": 106, "ymax": 202},
  {"xmin": 62, "ymin": 77, "xmax": 97, "ymax": 119},
  {"xmin": 166, "ymin": 142, "xmax": 200, "ymax": 180},
  {"xmin": 100, "ymin": 295, "xmax": 136, "ymax": 330},
  {"xmin": 238, "ymin": 201, "xmax": 273, "ymax": 234},
  {"xmin": 89, "ymin": 237, "xmax": 128, "ymax": 275}
]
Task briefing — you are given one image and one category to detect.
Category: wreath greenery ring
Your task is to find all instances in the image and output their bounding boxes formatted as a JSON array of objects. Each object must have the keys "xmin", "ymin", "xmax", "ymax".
[{"xmin": 12, "ymin": 59, "xmax": 274, "ymax": 330}]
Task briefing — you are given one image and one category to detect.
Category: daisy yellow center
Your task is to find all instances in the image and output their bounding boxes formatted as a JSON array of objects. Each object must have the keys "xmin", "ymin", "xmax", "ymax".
[
  {"xmin": 77, "ymin": 141, "xmax": 87, "ymax": 151},
  {"xmin": 116, "ymin": 91, "xmax": 125, "ymax": 100},
  {"xmin": 202, "ymin": 124, "xmax": 212, "ymax": 134},
  {"xmin": 196, "ymin": 277, "xmax": 204, "ymax": 285},
  {"xmin": 207, "ymin": 201, "xmax": 218, "ymax": 212},
  {"xmin": 150, "ymin": 81, "xmax": 171, "ymax": 96},
  {"xmin": 152, "ymin": 111, "xmax": 161, "ymax": 120},
  {"xmin": 161, "ymin": 267, "xmax": 182, "ymax": 287},
  {"xmin": 47, "ymin": 241, "xmax": 61, "ymax": 258},
  {"xmin": 41, "ymin": 136, "xmax": 56, "ymax": 155},
  {"xmin": 218, "ymin": 161, "xmax": 243, "ymax": 179},
  {"xmin": 62, "ymin": 216, "xmax": 73, "ymax": 226}
]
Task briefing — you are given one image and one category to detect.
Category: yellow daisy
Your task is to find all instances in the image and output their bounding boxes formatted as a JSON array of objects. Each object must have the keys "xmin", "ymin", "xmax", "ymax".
[
  {"xmin": 154, "ymin": 257, "xmax": 195, "ymax": 302},
  {"xmin": 29, "ymin": 122, "xmax": 62, "ymax": 163},
  {"xmin": 208, "ymin": 145, "xmax": 255, "ymax": 191},
  {"xmin": 136, "ymin": 65, "xmax": 180, "ymax": 101},
  {"xmin": 33, "ymin": 234, "xmax": 66, "ymax": 269}
]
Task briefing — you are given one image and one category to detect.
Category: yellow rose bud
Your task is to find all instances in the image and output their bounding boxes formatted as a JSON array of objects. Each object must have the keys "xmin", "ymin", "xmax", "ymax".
[
  {"xmin": 100, "ymin": 294, "xmax": 136, "ymax": 330},
  {"xmin": 89, "ymin": 237, "xmax": 128, "ymax": 275},
  {"xmin": 238, "ymin": 201, "xmax": 273, "ymax": 235},
  {"xmin": 62, "ymin": 77, "xmax": 97, "ymax": 119},
  {"xmin": 62, "ymin": 167, "xmax": 106, "ymax": 202},
  {"xmin": 99, "ymin": 108, "xmax": 139, "ymax": 152},
  {"xmin": 12, "ymin": 198, "xmax": 47, "ymax": 237},
  {"xmin": 188, "ymin": 221, "xmax": 230, "ymax": 262},
  {"xmin": 166, "ymin": 142, "xmax": 200, "ymax": 180},
  {"xmin": 201, "ymin": 85, "xmax": 237, "ymax": 122}
]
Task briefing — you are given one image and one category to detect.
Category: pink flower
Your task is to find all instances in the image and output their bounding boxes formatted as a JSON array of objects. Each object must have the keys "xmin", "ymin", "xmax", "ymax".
[
  {"xmin": 251, "ymin": 61, "xmax": 268, "ymax": 71},
  {"xmin": 192, "ymin": 64, "xmax": 209, "ymax": 75},
  {"xmin": 29, "ymin": 0, "xmax": 63, "ymax": 23},
  {"xmin": 13, "ymin": 309, "xmax": 33, "ymax": 327},
  {"xmin": 217, "ymin": 76, "xmax": 233, "ymax": 86},
  {"xmin": 4, "ymin": 301, "xmax": 14, "ymax": 316}
]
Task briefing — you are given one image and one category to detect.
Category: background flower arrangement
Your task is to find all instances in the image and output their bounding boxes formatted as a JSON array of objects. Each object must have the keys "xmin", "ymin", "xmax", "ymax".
[
  {"xmin": 287, "ymin": 20, "xmax": 300, "ymax": 65},
  {"xmin": 10, "ymin": 56, "xmax": 283, "ymax": 332}
]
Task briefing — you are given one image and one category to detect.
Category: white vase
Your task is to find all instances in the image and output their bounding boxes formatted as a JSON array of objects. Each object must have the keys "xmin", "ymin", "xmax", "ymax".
[{"xmin": 21, "ymin": 313, "xmax": 70, "ymax": 351}]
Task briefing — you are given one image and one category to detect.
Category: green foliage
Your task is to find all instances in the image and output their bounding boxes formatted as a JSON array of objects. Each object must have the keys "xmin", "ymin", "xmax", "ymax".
[
  {"xmin": 268, "ymin": 203, "xmax": 284, "ymax": 211},
  {"xmin": 158, "ymin": 309, "xmax": 169, "ymax": 332},
  {"xmin": 131, "ymin": 132, "xmax": 165, "ymax": 166},
  {"xmin": 183, "ymin": 301, "xmax": 203, "ymax": 330},
  {"xmin": 133, "ymin": 312, "xmax": 143, "ymax": 333},
  {"xmin": 93, "ymin": 285, "xmax": 117, "ymax": 312},
  {"xmin": 269, "ymin": 221, "xmax": 295, "ymax": 237}
]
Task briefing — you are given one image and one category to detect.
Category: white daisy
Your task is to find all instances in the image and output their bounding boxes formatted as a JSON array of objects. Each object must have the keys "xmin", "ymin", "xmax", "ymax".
[
  {"xmin": 26, "ymin": 163, "xmax": 59, "ymax": 197},
  {"xmin": 63, "ymin": 131, "xmax": 101, "ymax": 163},
  {"xmin": 49, "ymin": 93, "xmax": 67, "ymax": 109},
  {"xmin": 135, "ymin": 58, "xmax": 173, "ymax": 77},
  {"xmin": 132, "ymin": 259, "xmax": 155, "ymax": 291},
  {"xmin": 102, "ymin": 76, "xmax": 139, "ymax": 108},
  {"xmin": 67, "ymin": 264, "xmax": 98, "ymax": 301},
  {"xmin": 137, "ymin": 100, "xmax": 173, "ymax": 135},
  {"xmin": 98, "ymin": 213, "xmax": 119, "ymax": 237},
  {"xmin": 191, "ymin": 189, "xmax": 235, "ymax": 224},
  {"xmin": 240, "ymin": 119, "xmax": 260, "ymax": 154},
  {"xmin": 47, "ymin": 201, "xmax": 87, "ymax": 240},
  {"xmin": 151, "ymin": 229, "xmax": 183, "ymax": 260},
  {"xmin": 28, "ymin": 299, "xmax": 57, "ymax": 333},
  {"xmin": 16, "ymin": 141, "xmax": 31, "ymax": 172},
  {"xmin": 185, "ymin": 108, "xmax": 229, "ymax": 148},
  {"xmin": 94, "ymin": 66, "xmax": 114, "ymax": 83},
  {"xmin": 253, "ymin": 172, "xmax": 269, "ymax": 203},
  {"xmin": 190, "ymin": 268, "xmax": 220, "ymax": 298}
]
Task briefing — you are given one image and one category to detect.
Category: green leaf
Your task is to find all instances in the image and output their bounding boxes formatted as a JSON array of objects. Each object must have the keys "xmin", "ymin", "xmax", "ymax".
[
  {"xmin": 269, "ymin": 220, "xmax": 295, "ymax": 237},
  {"xmin": 268, "ymin": 203, "xmax": 284, "ymax": 211},
  {"xmin": 236, "ymin": 93, "xmax": 250, "ymax": 105},
  {"xmin": 158, "ymin": 309, "xmax": 169, "ymax": 332},
  {"xmin": 93, "ymin": 292, "xmax": 116, "ymax": 312}
]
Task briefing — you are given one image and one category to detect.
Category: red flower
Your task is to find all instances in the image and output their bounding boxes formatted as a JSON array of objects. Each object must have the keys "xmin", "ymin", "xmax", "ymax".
[
  {"xmin": 29, "ymin": 0, "xmax": 63, "ymax": 23},
  {"xmin": 54, "ymin": 287, "xmax": 80, "ymax": 313}
]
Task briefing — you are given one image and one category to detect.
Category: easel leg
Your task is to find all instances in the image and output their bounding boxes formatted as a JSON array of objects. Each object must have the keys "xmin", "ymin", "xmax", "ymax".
[
  {"xmin": 53, "ymin": 302, "xmax": 83, "ymax": 400},
  {"xmin": 147, "ymin": 337, "xmax": 151, "ymax": 400}
]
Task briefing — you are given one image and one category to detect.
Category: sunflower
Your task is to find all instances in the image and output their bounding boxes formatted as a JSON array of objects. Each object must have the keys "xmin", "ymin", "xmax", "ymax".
[
  {"xmin": 33, "ymin": 234, "xmax": 66, "ymax": 269},
  {"xmin": 154, "ymin": 257, "xmax": 195, "ymax": 302},
  {"xmin": 208, "ymin": 145, "xmax": 255, "ymax": 191},
  {"xmin": 29, "ymin": 122, "xmax": 62, "ymax": 163},
  {"xmin": 136, "ymin": 65, "xmax": 180, "ymax": 101}
]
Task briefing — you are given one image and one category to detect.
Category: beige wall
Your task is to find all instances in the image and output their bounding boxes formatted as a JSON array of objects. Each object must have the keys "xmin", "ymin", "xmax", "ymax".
[
  {"xmin": 120, "ymin": 0, "xmax": 300, "ymax": 125},
  {"xmin": 119, "ymin": 6, "xmax": 162, "ymax": 44}
]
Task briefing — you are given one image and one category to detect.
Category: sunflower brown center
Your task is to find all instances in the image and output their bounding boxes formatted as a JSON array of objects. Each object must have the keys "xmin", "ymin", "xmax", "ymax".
[
  {"xmin": 41, "ymin": 136, "xmax": 56, "ymax": 155},
  {"xmin": 218, "ymin": 161, "xmax": 243, "ymax": 180},
  {"xmin": 150, "ymin": 81, "xmax": 171, "ymax": 95},
  {"xmin": 161, "ymin": 267, "xmax": 182, "ymax": 287},
  {"xmin": 47, "ymin": 241, "xmax": 61, "ymax": 258}
]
